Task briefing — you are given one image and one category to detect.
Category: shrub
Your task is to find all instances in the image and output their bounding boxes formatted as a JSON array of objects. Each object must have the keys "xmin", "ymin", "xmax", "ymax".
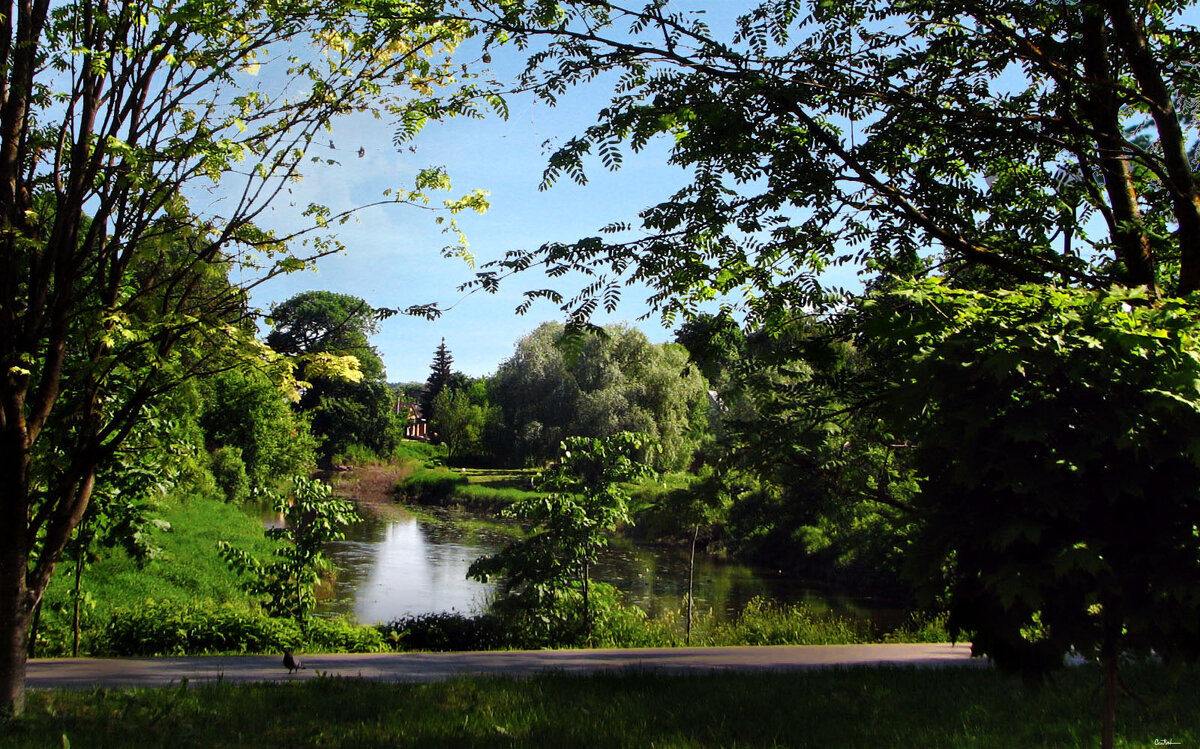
[
  {"xmin": 103, "ymin": 602, "xmax": 303, "ymax": 656},
  {"xmin": 210, "ymin": 446, "xmax": 251, "ymax": 503},
  {"xmin": 377, "ymin": 612, "xmax": 509, "ymax": 652},
  {"xmin": 708, "ymin": 597, "xmax": 866, "ymax": 646},
  {"xmin": 103, "ymin": 602, "xmax": 385, "ymax": 656}
]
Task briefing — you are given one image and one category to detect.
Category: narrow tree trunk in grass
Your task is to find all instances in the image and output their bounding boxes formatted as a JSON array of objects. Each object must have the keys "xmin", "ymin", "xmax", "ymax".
[
  {"xmin": 72, "ymin": 545, "xmax": 85, "ymax": 658},
  {"xmin": 1102, "ymin": 652, "xmax": 1117, "ymax": 749},
  {"xmin": 582, "ymin": 561, "xmax": 591, "ymax": 641},
  {"xmin": 26, "ymin": 601, "xmax": 41, "ymax": 660},
  {"xmin": 687, "ymin": 524, "xmax": 698, "ymax": 646}
]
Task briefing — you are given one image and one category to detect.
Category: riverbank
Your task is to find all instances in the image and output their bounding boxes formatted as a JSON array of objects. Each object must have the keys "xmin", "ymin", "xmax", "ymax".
[{"xmin": 7, "ymin": 661, "xmax": 1196, "ymax": 747}]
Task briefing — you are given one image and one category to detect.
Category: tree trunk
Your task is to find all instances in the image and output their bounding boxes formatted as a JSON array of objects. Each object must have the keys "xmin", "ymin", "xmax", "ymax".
[
  {"xmin": 582, "ymin": 560, "xmax": 591, "ymax": 641},
  {"xmin": 1079, "ymin": 5, "xmax": 1160, "ymax": 293},
  {"xmin": 0, "ymin": 541, "xmax": 33, "ymax": 717},
  {"xmin": 72, "ymin": 543, "xmax": 85, "ymax": 658},
  {"xmin": 0, "ymin": 604, "xmax": 30, "ymax": 718},
  {"xmin": 26, "ymin": 601, "xmax": 40, "ymax": 659},
  {"xmin": 1103, "ymin": 0, "xmax": 1200, "ymax": 294},
  {"xmin": 686, "ymin": 524, "xmax": 698, "ymax": 646}
]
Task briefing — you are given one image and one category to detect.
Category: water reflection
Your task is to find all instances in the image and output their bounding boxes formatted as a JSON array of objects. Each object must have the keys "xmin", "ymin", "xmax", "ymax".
[
  {"xmin": 315, "ymin": 504, "xmax": 902, "ymax": 628},
  {"xmin": 318, "ymin": 511, "xmax": 501, "ymax": 624}
]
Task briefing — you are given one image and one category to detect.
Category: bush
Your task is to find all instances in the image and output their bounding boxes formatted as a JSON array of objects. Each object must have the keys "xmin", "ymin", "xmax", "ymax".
[
  {"xmin": 377, "ymin": 612, "xmax": 509, "ymax": 652},
  {"xmin": 391, "ymin": 440, "xmax": 446, "ymax": 462},
  {"xmin": 103, "ymin": 602, "xmax": 385, "ymax": 656},
  {"xmin": 210, "ymin": 446, "xmax": 251, "ymax": 503},
  {"xmin": 306, "ymin": 616, "xmax": 387, "ymax": 652},
  {"xmin": 104, "ymin": 602, "xmax": 303, "ymax": 656},
  {"xmin": 332, "ymin": 443, "xmax": 382, "ymax": 467},
  {"xmin": 707, "ymin": 597, "xmax": 866, "ymax": 646}
]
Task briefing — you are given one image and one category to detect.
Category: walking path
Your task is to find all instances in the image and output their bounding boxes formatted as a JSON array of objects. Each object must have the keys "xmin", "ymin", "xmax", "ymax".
[{"xmin": 27, "ymin": 643, "xmax": 983, "ymax": 690}]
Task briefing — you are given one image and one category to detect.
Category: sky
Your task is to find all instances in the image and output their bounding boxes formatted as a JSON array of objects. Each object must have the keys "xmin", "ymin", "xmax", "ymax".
[{"xmin": 241, "ymin": 46, "xmax": 699, "ymax": 385}]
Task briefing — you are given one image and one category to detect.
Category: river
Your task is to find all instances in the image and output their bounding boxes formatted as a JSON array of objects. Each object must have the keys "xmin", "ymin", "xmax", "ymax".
[{"xmin": 313, "ymin": 501, "xmax": 906, "ymax": 630}]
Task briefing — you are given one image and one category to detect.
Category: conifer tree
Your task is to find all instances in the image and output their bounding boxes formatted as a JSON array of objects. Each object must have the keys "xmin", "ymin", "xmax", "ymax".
[{"xmin": 421, "ymin": 339, "xmax": 454, "ymax": 424}]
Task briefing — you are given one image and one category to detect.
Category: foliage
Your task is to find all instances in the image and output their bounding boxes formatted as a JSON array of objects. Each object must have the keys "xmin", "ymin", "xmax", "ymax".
[
  {"xmin": 0, "ymin": 0, "xmax": 491, "ymax": 715},
  {"xmin": 103, "ymin": 603, "xmax": 305, "ymax": 657},
  {"xmin": 220, "ymin": 477, "xmax": 357, "ymax": 621},
  {"xmin": 103, "ymin": 603, "xmax": 384, "ymax": 656},
  {"xmin": 420, "ymin": 338, "xmax": 457, "ymax": 424},
  {"xmin": 267, "ymin": 291, "xmax": 401, "ymax": 462},
  {"xmin": 670, "ymin": 314, "xmax": 918, "ymax": 591},
  {"xmin": 430, "ymin": 385, "xmax": 496, "ymax": 462},
  {"xmin": 394, "ymin": 465, "xmax": 469, "ymax": 504},
  {"xmin": 488, "ymin": 322, "xmax": 710, "ymax": 471},
  {"xmin": 469, "ymin": 432, "xmax": 651, "ymax": 644},
  {"xmin": 449, "ymin": 0, "xmax": 1200, "ymax": 324},
  {"xmin": 209, "ymin": 447, "xmax": 252, "ymax": 504},
  {"xmin": 377, "ymin": 612, "xmax": 509, "ymax": 652},
  {"xmin": 35, "ymin": 487, "xmax": 282, "ymax": 656},
  {"xmin": 863, "ymin": 279, "xmax": 1200, "ymax": 737},
  {"xmin": 197, "ymin": 366, "xmax": 318, "ymax": 487}
]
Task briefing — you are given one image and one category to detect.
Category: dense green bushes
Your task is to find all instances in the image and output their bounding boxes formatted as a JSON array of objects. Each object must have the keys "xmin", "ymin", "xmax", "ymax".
[{"xmin": 103, "ymin": 603, "xmax": 385, "ymax": 656}]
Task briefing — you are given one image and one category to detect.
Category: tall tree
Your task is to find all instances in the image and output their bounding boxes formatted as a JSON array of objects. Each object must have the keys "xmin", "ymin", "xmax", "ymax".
[
  {"xmin": 427, "ymin": 0, "xmax": 1200, "ymax": 320},
  {"xmin": 0, "ymin": 0, "xmax": 481, "ymax": 715},
  {"xmin": 421, "ymin": 338, "xmax": 455, "ymax": 424},
  {"xmin": 267, "ymin": 291, "xmax": 397, "ymax": 461},
  {"xmin": 489, "ymin": 322, "xmax": 709, "ymax": 470}
]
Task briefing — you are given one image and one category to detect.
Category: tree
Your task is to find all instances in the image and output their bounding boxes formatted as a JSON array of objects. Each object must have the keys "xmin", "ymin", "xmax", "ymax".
[
  {"xmin": 0, "ymin": 1, "xmax": 483, "ymax": 715},
  {"xmin": 862, "ymin": 279, "xmax": 1200, "ymax": 748},
  {"xmin": 431, "ymin": 384, "xmax": 493, "ymax": 461},
  {"xmin": 267, "ymin": 291, "xmax": 399, "ymax": 462},
  {"xmin": 197, "ymin": 366, "xmax": 318, "ymax": 489},
  {"xmin": 468, "ymin": 432, "xmax": 650, "ymax": 644},
  {"xmin": 416, "ymin": 4, "xmax": 1200, "ymax": 741},
  {"xmin": 220, "ymin": 476, "xmax": 356, "ymax": 621},
  {"xmin": 429, "ymin": 0, "xmax": 1200, "ymax": 319},
  {"xmin": 421, "ymin": 338, "xmax": 455, "ymax": 424},
  {"xmin": 488, "ymin": 322, "xmax": 710, "ymax": 470}
]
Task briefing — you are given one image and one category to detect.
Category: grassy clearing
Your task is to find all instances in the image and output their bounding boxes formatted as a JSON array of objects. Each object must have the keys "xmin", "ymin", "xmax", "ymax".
[
  {"xmin": 5, "ymin": 663, "xmax": 1196, "ymax": 747},
  {"xmin": 35, "ymin": 491, "xmax": 280, "ymax": 656},
  {"xmin": 395, "ymin": 464, "xmax": 544, "ymax": 511}
]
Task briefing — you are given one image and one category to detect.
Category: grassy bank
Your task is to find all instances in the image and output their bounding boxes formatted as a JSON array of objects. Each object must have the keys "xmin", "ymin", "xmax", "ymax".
[
  {"xmin": 34, "ymin": 491, "xmax": 280, "ymax": 656},
  {"xmin": 5, "ymin": 663, "xmax": 1196, "ymax": 747}
]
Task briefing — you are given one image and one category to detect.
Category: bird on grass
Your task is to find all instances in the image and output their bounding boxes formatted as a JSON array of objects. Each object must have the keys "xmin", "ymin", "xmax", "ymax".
[{"xmin": 283, "ymin": 650, "xmax": 305, "ymax": 674}]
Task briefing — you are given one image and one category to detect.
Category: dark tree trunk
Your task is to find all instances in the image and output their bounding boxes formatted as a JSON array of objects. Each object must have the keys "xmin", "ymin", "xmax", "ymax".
[
  {"xmin": 687, "ymin": 524, "xmax": 698, "ymax": 646},
  {"xmin": 0, "ymin": 542, "xmax": 33, "ymax": 717},
  {"xmin": 72, "ymin": 543, "xmax": 85, "ymax": 658},
  {"xmin": 1079, "ymin": 6, "xmax": 1160, "ymax": 293}
]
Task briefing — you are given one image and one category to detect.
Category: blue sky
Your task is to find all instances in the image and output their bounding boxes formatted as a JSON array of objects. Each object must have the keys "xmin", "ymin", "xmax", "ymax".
[{"xmin": 245, "ymin": 66, "xmax": 697, "ymax": 384}]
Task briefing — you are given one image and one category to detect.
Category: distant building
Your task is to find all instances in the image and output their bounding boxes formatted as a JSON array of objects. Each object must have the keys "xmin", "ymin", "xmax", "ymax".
[{"xmin": 395, "ymin": 400, "xmax": 429, "ymax": 440}]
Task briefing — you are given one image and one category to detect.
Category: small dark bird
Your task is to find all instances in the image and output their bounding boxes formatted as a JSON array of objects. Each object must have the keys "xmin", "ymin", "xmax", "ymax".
[
  {"xmin": 358, "ymin": 147, "xmax": 365, "ymax": 158},
  {"xmin": 283, "ymin": 650, "xmax": 305, "ymax": 674}
]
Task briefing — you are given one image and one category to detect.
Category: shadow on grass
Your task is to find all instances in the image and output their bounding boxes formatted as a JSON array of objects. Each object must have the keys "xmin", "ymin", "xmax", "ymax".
[{"xmin": 5, "ymin": 663, "xmax": 1196, "ymax": 747}]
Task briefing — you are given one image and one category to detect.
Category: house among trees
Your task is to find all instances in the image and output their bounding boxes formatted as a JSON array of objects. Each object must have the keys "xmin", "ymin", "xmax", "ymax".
[{"xmin": 395, "ymin": 400, "xmax": 429, "ymax": 440}]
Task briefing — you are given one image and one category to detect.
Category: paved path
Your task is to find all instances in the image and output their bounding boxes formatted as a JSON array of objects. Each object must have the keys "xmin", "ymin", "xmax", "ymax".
[{"xmin": 27, "ymin": 643, "xmax": 983, "ymax": 690}]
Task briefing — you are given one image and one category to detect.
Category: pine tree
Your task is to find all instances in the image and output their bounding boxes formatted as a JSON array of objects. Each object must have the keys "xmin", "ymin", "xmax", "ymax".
[{"xmin": 421, "ymin": 338, "xmax": 453, "ymax": 424}]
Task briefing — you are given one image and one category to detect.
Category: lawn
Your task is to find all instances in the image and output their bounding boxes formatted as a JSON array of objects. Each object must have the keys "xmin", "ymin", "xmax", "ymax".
[{"xmin": 4, "ymin": 663, "xmax": 1196, "ymax": 747}]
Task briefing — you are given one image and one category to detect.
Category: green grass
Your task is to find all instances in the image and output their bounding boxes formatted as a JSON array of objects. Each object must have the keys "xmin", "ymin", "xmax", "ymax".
[
  {"xmin": 396, "ymin": 465, "xmax": 544, "ymax": 510},
  {"xmin": 5, "ymin": 663, "xmax": 1197, "ymax": 747},
  {"xmin": 36, "ymin": 491, "xmax": 280, "ymax": 655}
]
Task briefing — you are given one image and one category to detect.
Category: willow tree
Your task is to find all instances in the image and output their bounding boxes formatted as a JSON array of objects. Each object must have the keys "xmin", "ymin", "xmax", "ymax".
[{"xmin": 0, "ymin": 0, "xmax": 485, "ymax": 715}]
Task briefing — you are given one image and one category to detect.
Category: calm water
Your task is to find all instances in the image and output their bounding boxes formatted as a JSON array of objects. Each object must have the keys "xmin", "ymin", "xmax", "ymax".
[{"xmin": 314, "ymin": 503, "xmax": 904, "ymax": 628}]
